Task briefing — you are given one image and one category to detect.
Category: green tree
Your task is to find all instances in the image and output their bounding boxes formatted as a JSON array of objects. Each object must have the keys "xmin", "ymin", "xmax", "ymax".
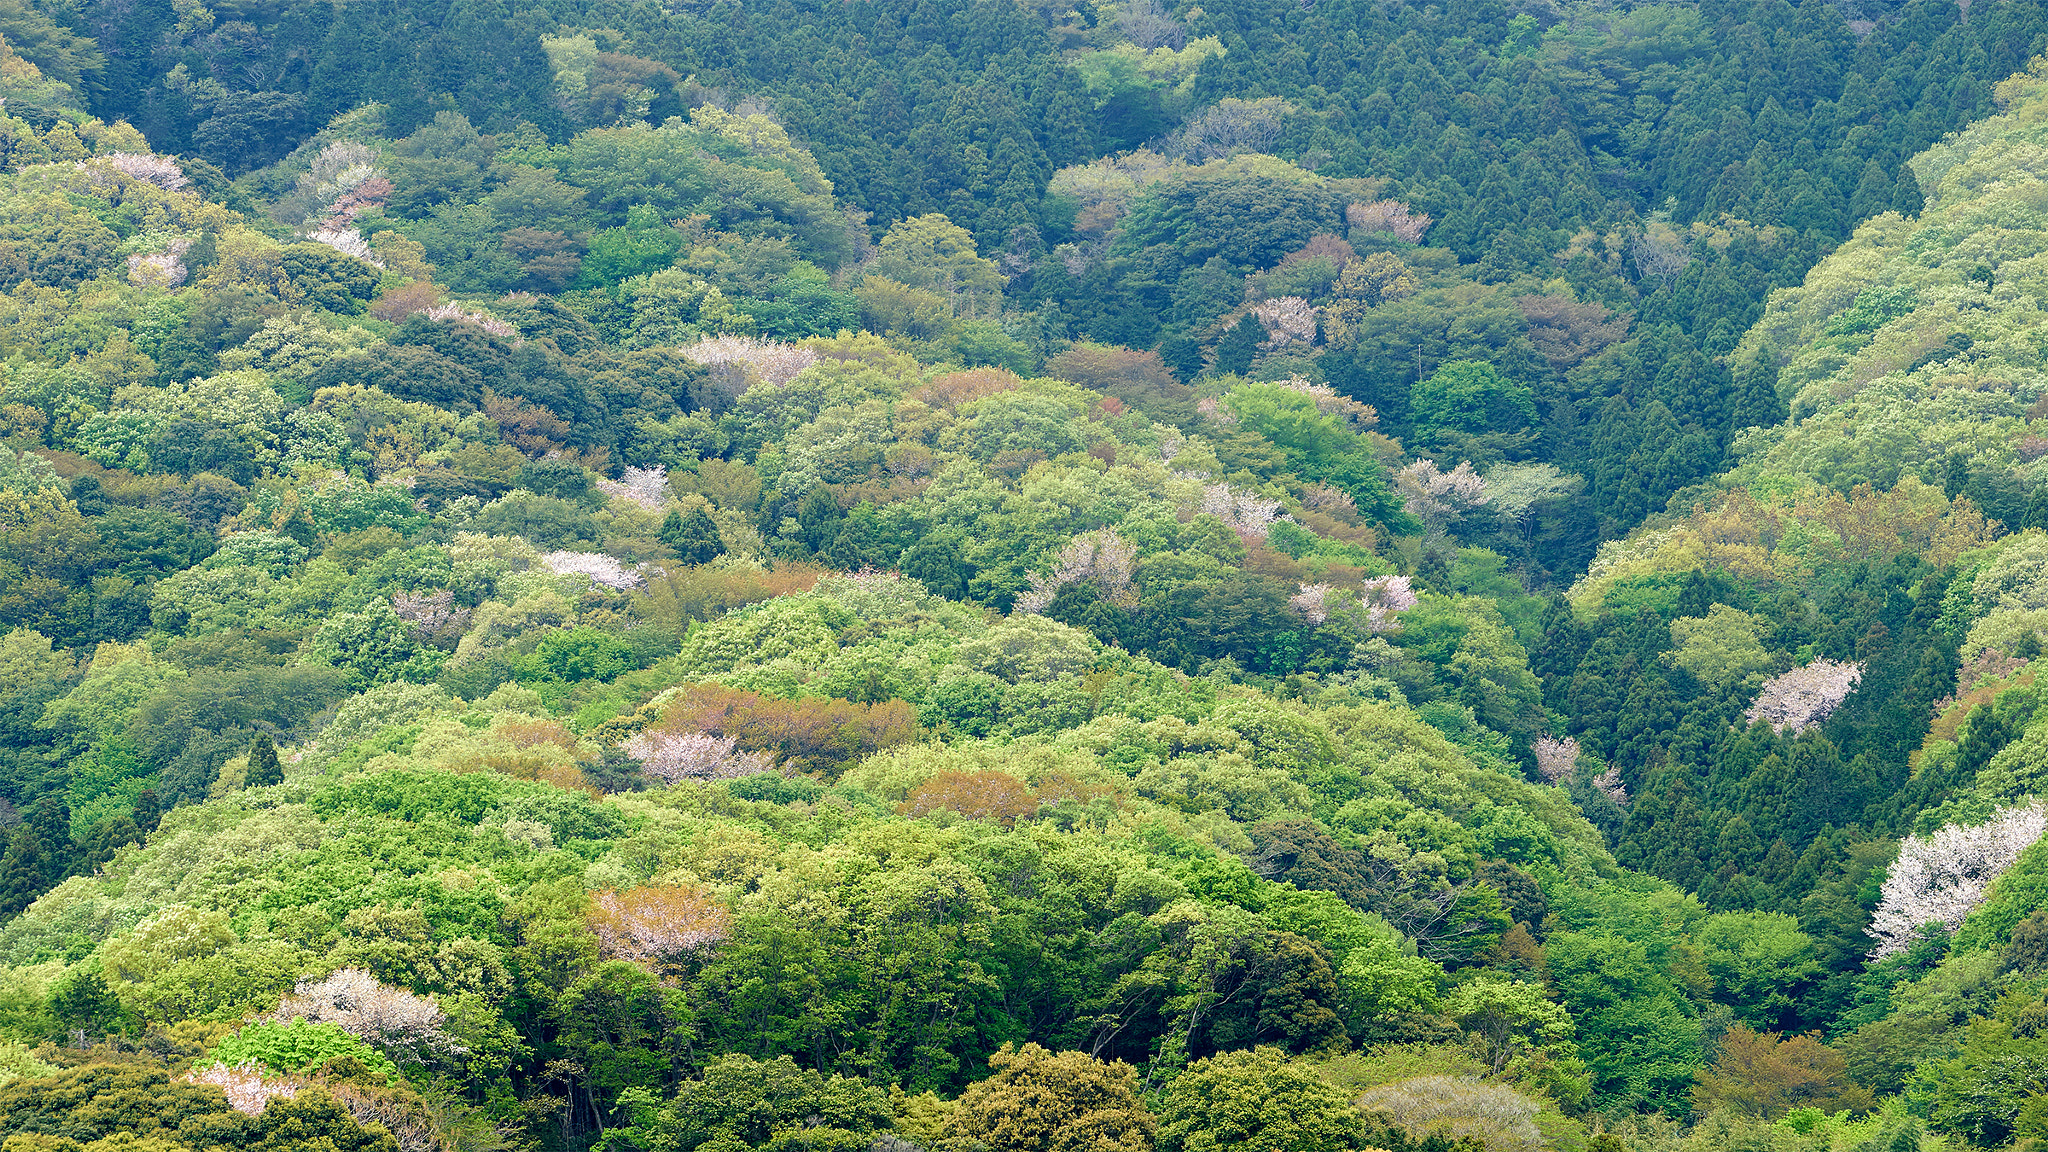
[
  {"xmin": 1155, "ymin": 1047, "xmax": 1362, "ymax": 1152},
  {"xmin": 245, "ymin": 733, "xmax": 283, "ymax": 788},
  {"xmin": 660, "ymin": 507, "xmax": 725, "ymax": 565},
  {"xmin": 945, "ymin": 1043, "xmax": 1154, "ymax": 1152}
]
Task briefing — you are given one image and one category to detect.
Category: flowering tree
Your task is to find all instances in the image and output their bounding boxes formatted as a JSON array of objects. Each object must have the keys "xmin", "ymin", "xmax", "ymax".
[
  {"xmin": 1346, "ymin": 199, "xmax": 1432, "ymax": 243},
  {"xmin": 272, "ymin": 968, "xmax": 461, "ymax": 1062},
  {"xmin": 1201, "ymin": 484, "xmax": 1291, "ymax": 543},
  {"xmin": 599, "ymin": 465, "xmax": 669, "ymax": 509},
  {"xmin": 1397, "ymin": 460, "xmax": 1490, "ymax": 536},
  {"xmin": 590, "ymin": 885, "xmax": 732, "ymax": 969},
  {"xmin": 1534, "ymin": 736, "xmax": 1579, "ymax": 785},
  {"xmin": 1868, "ymin": 804, "xmax": 2048, "ymax": 957},
  {"xmin": 187, "ymin": 1062, "xmax": 299, "ymax": 1115},
  {"xmin": 1289, "ymin": 583, "xmax": 1334, "ymax": 625},
  {"xmin": 390, "ymin": 589, "xmax": 471, "ymax": 644},
  {"xmin": 1014, "ymin": 529, "xmax": 1139, "ymax": 613},
  {"xmin": 96, "ymin": 152, "xmax": 189, "ymax": 190},
  {"xmin": 1273, "ymin": 379, "xmax": 1377, "ymax": 428},
  {"xmin": 1252, "ymin": 296, "xmax": 1317, "ymax": 350},
  {"xmin": 419, "ymin": 303, "xmax": 515, "ymax": 339},
  {"xmin": 1359, "ymin": 574, "xmax": 1419, "ymax": 634},
  {"xmin": 542, "ymin": 550, "xmax": 645, "ymax": 591},
  {"xmin": 1744, "ymin": 658, "xmax": 1863, "ymax": 734},
  {"xmin": 683, "ymin": 335, "xmax": 818, "ymax": 389},
  {"xmin": 623, "ymin": 730, "xmax": 774, "ymax": 784}
]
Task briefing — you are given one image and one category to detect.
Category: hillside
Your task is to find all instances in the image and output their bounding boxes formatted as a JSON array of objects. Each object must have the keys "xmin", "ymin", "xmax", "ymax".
[{"xmin": 0, "ymin": 0, "xmax": 2045, "ymax": 1149}]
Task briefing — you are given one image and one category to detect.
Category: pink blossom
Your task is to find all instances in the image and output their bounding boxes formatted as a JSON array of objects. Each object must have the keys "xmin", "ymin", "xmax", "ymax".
[
  {"xmin": 1289, "ymin": 582, "xmax": 1334, "ymax": 625},
  {"xmin": 624, "ymin": 730, "xmax": 774, "ymax": 784},
  {"xmin": 1346, "ymin": 199, "xmax": 1431, "ymax": 243},
  {"xmin": 1744, "ymin": 658, "xmax": 1864, "ymax": 734},
  {"xmin": 1202, "ymin": 483, "xmax": 1291, "ymax": 543},
  {"xmin": 273, "ymin": 968, "xmax": 462, "ymax": 1060},
  {"xmin": 188, "ymin": 1062, "xmax": 298, "ymax": 1114},
  {"xmin": 1015, "ymin": 529, "xmax": 1139, "ymax": 613},
  {"xmin": 591, "ymin": 886, "xmax": 732, "ymax": 965},
  {"xmin": 1359, "ymin": 574, "xmax": 1418, "ymax": 634},
  {"xmin": 420, "ymin": 303, "xmax": 515, "ymax": 339},
  {"xmin": 1534, "ymin": 736, "xmax": 1579, "ymax": 785}
]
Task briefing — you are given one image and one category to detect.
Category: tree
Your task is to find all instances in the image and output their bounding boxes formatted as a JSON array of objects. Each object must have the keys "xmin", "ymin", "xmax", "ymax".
[
  {"xmin": 945, "ymin": 1043, "xmax": 1154, "ymax": 1152},
  {"xmin": 660, "ymin": 507, "xmax": 725, "ymax": 565},
  {"xmin": 245, "ymin": 733, "xmax": 283, "ymax": 788},
  {"xmin": 1691, "ymin": 1026, "xmax": 1873, "ymax": 1120},
  {"xmin": 1155, "ymin": 1047, "xmax": 1362, "ymax": 1152},
  {"xmin": 611, "ymin": 1053, "xmax": 895, "ymax": 1152},
  {"xmin": 1409, "ymin": 360, "xmax": 1536, "ymax": 445}
]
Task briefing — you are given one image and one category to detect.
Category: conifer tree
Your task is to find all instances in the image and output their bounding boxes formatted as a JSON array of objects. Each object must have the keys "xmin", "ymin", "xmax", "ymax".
[{"xmin": 246, "ymin": 733, "xmax": 283, "ymax": 788}]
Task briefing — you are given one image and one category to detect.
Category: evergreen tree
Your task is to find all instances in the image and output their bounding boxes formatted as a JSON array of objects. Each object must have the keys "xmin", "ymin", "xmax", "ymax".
[
  {"xmin": 1212, "ymin": 314, "xmax": 1263, "ymax": 377},
  {"xmin": 661, "ymin": 507, "xmax": 727, "ymax": 565},
  {"xmin": 245, "ymin": 733, "xmax": 283, "ymax": 788},
  {"xmin": 0, "ymin": 826, "xmax": 46, "ymax": 917}
]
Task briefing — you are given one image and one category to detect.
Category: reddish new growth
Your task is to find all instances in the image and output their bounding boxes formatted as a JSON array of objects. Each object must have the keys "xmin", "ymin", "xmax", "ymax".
[
  {"xmin": 899, "ymin": 770, "xmax": 1037, "ymax": 827},
  {"xmin": 1744, "ymin": 658, "xmax": 1863, "ymax": 734},
  {"xmin": 591, "ymin": 885, "xmax": 732, "ymax": 967}
]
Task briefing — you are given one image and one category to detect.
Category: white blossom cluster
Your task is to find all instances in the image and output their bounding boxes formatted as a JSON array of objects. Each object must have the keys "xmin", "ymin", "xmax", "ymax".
[
  {"xmin": 1015, "ymin": 529, "xmax": 1140, "ymax": 613},
  {"xmin": 1300, "ymin": 483, "xmax": 1358, "ymax": 517},
  {"xmin": 95, "ymin": 152, "xmax": 190, "ymax": 190},
  {"xmin": 1252, "ymin": 296, "xmax": 1317, "ymax": 349},
  {"xmin": 1744, "ymin": 658, "xmax": 1864, "ymax": 734},
  {"xmin": 1275, "ymin": 379, "xmax": 1377, "ymax": 428},
  {"xmin": 390, "ymin": 588, "xmax": 471, "ymax": 642},
  {"xmin": 1398, "ymin": 459, "xmax": 1490, "ymax": 534},
  {"xmin": 126, "ymin": 238, "xmax": 192, "ymax": 289},
  {"xmin": 1868, "ymin": 803, "xmax": 2048, "ymax": 957},
  {"xmin": 1195, "ymin": 396, "xmax": 1235, "ymax": 425},
  {"xmin": 1346, "ymin": 199, "xmax": 1432, "ymax": 243},
  {"xmin": 1289, "ymin": 582, "xmax": 1334, "ymax": 625},
  {"xmin": 308, "ymin": 226, "xmax": 383, "ymax": 268},
  {"xmin": 188, "ymin": 1062, "xmax": 298, "ymax": 1115},
  {"xmin": 1359, "ymin": 574, "xmax": 1419, "ymax": 634},
  {"xmin": 1534, "ymin": 736, "xmax": 1579, "ymax": 785},
  {"xmin": 624, "ymin": 730, "xmax": 774, "ymax": 784},
  {"xmin": 591, "ymin": 887, "xmax": 732, "ymax": 964},
  {"xmin": 272, "ymin": 968, "xmax": 462, "ymax": 1060},
  {"xmin": 541, "ymin": 550, "xmax": 645, "ymax": 591},
  {"xmin": 421, "ymin": 302, "xmax": 516, "ymax": 339},
  {"xmin": 1592, "ymin": 766, "xmax": 1629, "ymax": 807},
  {"xmin": 682, "ymin": 335, "xmax": 818, "ymax": 387},
  {"xmin": 1201, "ymin": 483, "xmax": 1291, "ymax": 543},
  {"xmin": 598, "ymin": 465, "xmax": 669, "ymax": 509}
]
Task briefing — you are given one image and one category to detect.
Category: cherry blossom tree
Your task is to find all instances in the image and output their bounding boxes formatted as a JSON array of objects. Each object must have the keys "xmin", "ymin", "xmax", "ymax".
[
  {"xmin": 1359, "ymin": 574, "xmax": 1419, "ymax": 634},
  {"xmin": 1534, "ymin": 736, "xmax": 1579, "ymax": 785},
  {"xmin": 542, "ymin": 550, "xmax": 646, "ymax": 591},
  {"xmin": 1397, "ymin": 460, "xmax": 1490, "ymax": 536},
  {"xmin": 683, "ymin": 335, "xmax": 818, "ymax": 389},
  {"xmin": 1744, "ymin": 658, "xmax": 1863, "ymax": 733},
  {"xmin": 599, "ymin": 465, "xmax": 669, "ymax": 509},
  {"xmin": 1868, "ymin": 803, "xmax": 2048, "ymax": 957},
  {"xmin": 1201, "ymin": 484, "xmax": 1291, "ymax": 543},
  {"xmin": 188, "ymin": 1062, "xmax": 299, "ymax": 1115},
  {"xmin": 1252, "ymin": 296, "xmax": 1317, "ymax": 350},
  {"xmin": 97, "ymin": 152, "xmax": 189, "ymax": 191},
  {"xmin": 591, "ymin": 885, "xmax": 732, "ymax": 969},
  {"xmin": 1346, "ymin": 199, "xmax": 1432, "ymax": 243},
  {"xmin": 623, "ymin": 730, "xmax": 774, "ymax": 784},
  {"xmin": 1289, "ymin": 582, "xmax": 1334, "ymax": 625},
  {"xmin": 1014, "ymin": 529, "xmax": 1139, "ymax": 613},
  {"xmin": 272, "ymin": 968, "xmax": 462, "ymax": 1061}
]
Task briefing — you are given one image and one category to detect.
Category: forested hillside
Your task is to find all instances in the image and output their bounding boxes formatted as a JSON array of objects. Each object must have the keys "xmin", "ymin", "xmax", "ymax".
[{"xmin": 0, "ymin": 0, "xmax": 2046, "ymax": 1147}]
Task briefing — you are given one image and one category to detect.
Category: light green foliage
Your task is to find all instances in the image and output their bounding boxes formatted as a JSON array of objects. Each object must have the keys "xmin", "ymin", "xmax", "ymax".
[
  {"xmin": 1155, "ymin": 1047, "xmax": 1359, "ymax": 1152},
  {"xmin": 1668, "ymin": 604, "xmax": 1774, "ymax": 688},
  {"xmin": 212, "ymin": 1017, "xmax": 400, "ymax": 1080}
]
